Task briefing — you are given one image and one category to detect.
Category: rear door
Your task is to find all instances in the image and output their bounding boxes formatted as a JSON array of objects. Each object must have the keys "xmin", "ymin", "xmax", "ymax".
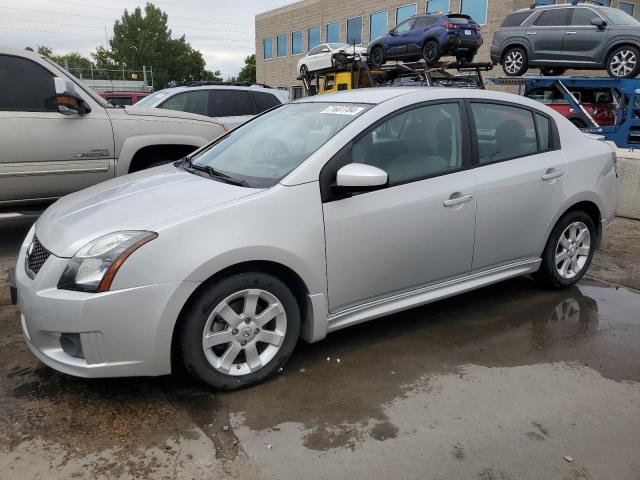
[
  {"xmin": 561, "ymin": 7, "xmax": 607, "ymax": 65},
  {"xmin": 211, "ymin": 89, "xmax": 256, "ymax": 128},
  {"xmin": 527, "ymin": 8, "xmax": 571, "ymax": 63},
  {"xmin": 469, "ymin": 101, "xmax": 567, "ymax": 270}
]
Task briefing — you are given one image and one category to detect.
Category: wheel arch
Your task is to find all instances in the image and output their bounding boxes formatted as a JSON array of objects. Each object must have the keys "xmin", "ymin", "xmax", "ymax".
[
  {"xmin": 501, "ymin": 41, "xmax": 530, "ymax": 63},
  {"xmin": 543, "ymin": 198, "xmax": 603, "ymax": 255},
  {"xmin": 604, "ymin": 41, "xmax": 640, "ymax": 64}
]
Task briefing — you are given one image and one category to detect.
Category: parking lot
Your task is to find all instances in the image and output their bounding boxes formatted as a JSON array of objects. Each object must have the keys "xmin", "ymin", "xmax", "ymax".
[{"xmin": 0, "ymin": 216, "xmax": 638, "ymax": 480}]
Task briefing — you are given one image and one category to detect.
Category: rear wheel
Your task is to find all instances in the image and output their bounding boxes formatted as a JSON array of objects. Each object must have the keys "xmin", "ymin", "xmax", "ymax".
[
  {"xmin": 535, "ymin": 211, "xmax": 596, "ymax": 289},
  {"xmin": 422, "ymin": 40, "xmax": 440, "ymax": 64},
  {"xmin": 179, "ymin": 272, "xmax": 300, "ymax": 390},
  {"xmin": 502, "ymin": 47, "xmax": 528, "ymax": 76},
  {"xmin": 370, "ymin": 46, "xmax": 385, "ymax": 67},
  {"xmin": 606, "ymin": 46, "xmax": 640, "ymax": 78}
]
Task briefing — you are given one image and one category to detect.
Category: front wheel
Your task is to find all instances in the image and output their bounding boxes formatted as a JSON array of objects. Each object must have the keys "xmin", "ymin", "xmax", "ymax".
[
  {"xmin": 423, "ymin": 40, "xmax": 440, "ymax": 64},
  {"xmin": 535, "ymin": 211, "xmax": 596, "ymax": 289},
  {"xmin": 502, "ymin": 47, "xmax": 528, "ymax": 76},
  {"xmin": 370, "ymin": 46, "xmax": 385, "ymax": 67},
  {"xmin": 179, "ymin": 272, "xmax": 300, "ymax": 390},
  {"xmin": 606, "ymin": 46, "xmax": 640, "ymax": 78},
  {"xmin": 300, "ymin": 65, "xmax": 309, "ymax": 78}
]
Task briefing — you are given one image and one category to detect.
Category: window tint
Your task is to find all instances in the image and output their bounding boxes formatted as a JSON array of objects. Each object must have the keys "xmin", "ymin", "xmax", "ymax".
[
  {"xmin": 471, "ymin": 103, "xmax": 540, "ymax": 163},
  {"xmin": 347, "ymin": 17, "xmax": 362, "ymax": 45},
  {"xmin": 213, "ymin": 90, "xmax": 254, "ymax": 117},
  {"xmin": 535, "ymin": 113, "xmax": 551, "ymax": 151},
  {"xmin": 534, "ymin": 8, "xmax": 571, "ymax": 26},
  {"xmin": 571, "ymin": 8, "xmax": 599, "ymax": 25},
  {"xmin": 161, "ymin": 91, "xmax": 208, "ymax": 116},
  {"xmin": 251, "ymin": 91, "xmax": 281, "ymax": 112},
  {"xmin": 351, "ymin": 103, "xmax": 463, "ymax": 186},
  {"xmin": 501, "ymin": 11, "xmax": 533, "ymax": 27},
  {"xmin": 0, "ymin": 55, "xmax": 56, "ymax": 111}
]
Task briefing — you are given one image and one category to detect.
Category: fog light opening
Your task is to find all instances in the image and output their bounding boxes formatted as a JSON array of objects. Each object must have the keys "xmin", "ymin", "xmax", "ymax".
[{"xmin": 60, "ymin": 333, "xmax": 84, "ymax": 359}]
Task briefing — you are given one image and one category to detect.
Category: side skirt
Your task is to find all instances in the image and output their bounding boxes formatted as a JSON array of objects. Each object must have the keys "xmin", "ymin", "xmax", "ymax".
[{"xmin": 326, "ymin": 258, "xmax": 541, "ymax": 334}]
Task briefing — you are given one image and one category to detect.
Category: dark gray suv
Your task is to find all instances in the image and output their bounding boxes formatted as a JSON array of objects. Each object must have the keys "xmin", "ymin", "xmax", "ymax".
[{"xmin": 491, "ymin": 4, "xmax": 640, "ymax": 78}]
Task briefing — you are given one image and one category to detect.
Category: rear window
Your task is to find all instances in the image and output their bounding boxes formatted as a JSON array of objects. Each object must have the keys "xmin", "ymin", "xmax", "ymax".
[
  {"xmin": 251, "ymin": 91, "xmax": 281, "ymax": 112},
  {"xmin": 447, "ymin": 15, "xmax": 472, "ymax": 24},
  {"xmin": 501, "ymin": 11, "xmax": 533, "ymax": 27}
]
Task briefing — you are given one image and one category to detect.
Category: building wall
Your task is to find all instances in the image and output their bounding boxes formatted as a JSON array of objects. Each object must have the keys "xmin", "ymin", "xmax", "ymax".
[{"xmin": 255, "ymin": 0, "xmax": 640, "ymax": 96}]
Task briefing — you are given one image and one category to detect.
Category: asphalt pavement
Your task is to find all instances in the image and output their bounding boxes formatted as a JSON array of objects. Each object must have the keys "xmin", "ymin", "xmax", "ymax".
[{"xmin": 1, "ymin": 217, "xmax": 639, "ymax": 480}]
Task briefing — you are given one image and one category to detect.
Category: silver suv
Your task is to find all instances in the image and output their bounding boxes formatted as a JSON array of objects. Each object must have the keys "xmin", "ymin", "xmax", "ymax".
[
  {"xmin": 491, "ymin": 4, "xmax": 640, "ymax": 78},
  {"xmin": 0, "ymin": 48, "xmax": 226, "ymax": 215}
]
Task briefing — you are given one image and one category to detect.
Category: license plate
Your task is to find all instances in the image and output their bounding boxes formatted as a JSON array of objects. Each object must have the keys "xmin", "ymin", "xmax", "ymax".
[{"xmin": 464, "ymin": 30, "xmax": 471, "ymax": 36}]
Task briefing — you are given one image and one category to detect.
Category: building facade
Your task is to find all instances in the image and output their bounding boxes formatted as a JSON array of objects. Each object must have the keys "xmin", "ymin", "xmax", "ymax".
[{"xmin": 255, "ymin": 0, "xmax": 640, "ymax": 98}]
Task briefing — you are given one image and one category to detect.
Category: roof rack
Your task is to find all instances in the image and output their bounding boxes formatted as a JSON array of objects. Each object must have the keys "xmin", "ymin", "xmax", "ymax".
[{"xmin": 184, "ymin": 81, "xmax": 273, "ymax": 88}]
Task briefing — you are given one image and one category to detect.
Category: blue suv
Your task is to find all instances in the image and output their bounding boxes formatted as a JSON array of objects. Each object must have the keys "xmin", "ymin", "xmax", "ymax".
[{"xmin": 368, "ymin": 13, "xmax": 483, "ymax": 67}]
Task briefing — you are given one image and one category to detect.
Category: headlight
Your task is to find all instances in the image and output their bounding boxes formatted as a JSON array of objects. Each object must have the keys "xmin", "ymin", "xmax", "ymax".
[{"xmin": 57, "ymin": 231, "xmax": 157, "ymax": 292}]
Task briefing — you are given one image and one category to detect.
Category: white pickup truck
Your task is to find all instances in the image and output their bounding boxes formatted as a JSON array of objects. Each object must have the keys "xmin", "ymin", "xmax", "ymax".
[{"xmin": 0, "ymin": 47, "xmax": 227, "ymax": 215}]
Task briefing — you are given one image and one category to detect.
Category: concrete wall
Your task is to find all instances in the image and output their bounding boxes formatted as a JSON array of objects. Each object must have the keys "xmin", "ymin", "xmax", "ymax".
[{"xmin": 616, "ymin": 149, "xmax": 640, "ymax": 220}]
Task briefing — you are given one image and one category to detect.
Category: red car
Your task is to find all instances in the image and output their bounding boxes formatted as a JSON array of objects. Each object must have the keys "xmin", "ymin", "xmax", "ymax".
[
  {"xmin": 99, "ymin": 91, "xmax": 149, "ymax": 107},
  {"xmin": 524, "ymin": 86, "xmax": 617, "ymax": 128}
]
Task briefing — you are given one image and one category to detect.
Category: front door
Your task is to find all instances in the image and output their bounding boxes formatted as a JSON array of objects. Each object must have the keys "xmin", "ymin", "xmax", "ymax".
[
  {"xmin": 527, "ymin": 7, "xmax": 571, "ymax": 63},
  {"xmin": 468, "ymin": 101, "xmax": 567, "ymax": 271},
  {"xmin": 322, "ymin": 102, "xmax": 477, "ymax": 312},
  {"xmin": 387, "ymin": 19, "xmax": 415, "ymax": 56},
  {"xmin": 560, "ymin": 7, "xmax": 607, "ymax": 65},
  {"xmin": 0, "ymin": 54, "xmax": 114, "ymax": 205}
]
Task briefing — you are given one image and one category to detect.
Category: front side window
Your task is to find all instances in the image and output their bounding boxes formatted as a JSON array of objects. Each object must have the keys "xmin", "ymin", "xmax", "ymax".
[
  {"xmin": 308, "ymin": 27, "xmax": 321, "ymax": 51},
  {"xmin": 471, "ymin": 103, "xmax": 543, "ymax": 164},
  {"xmin": 251, "ymin": 91, "xmax": 281, "ymax": 112},
  {"xmin": 292, "ymin": 31, "xmax": 303, "ymax": 55},
  {"xmin": 308, "ymin": 45, "xmax": 323, "ymax": 56},
  {"xmin": 327, "ymin": 22, "xmax": 340, "ymax": 43},
  {"xmin": 277, "ymin": 34, "xmax": 287, "ymax": 57},
  {"xmin": 349, "ymin": 102, "xmax": 463, "ymax": 186},
  {"xmin": 0, "ymin": 55, "xmax": 56, "ymax": 111},
  {"xmin": 263, "ymin": 38, "xmax": 273, "ymax": 59},
  {"xmin": 571, "ymin": 8, "xmax": 600, "ymax": 25},
  {"xmin": 395, "ymin": 19, "xmax": 414, "ymax": 34},
  {"xmin": 396, "ymin": 4, "xmax": 418, "ymax": 25},
  {"xmin": 346, "ymin": 17, "xmax": 363, "ymax": 45},
  {"xmin": 426, "ymin": 0, "xmax": 449, "ymax": 13},
  {"xmin": 191, "ymin": 102, "xmax": 370, "ymax": 188},
  {"xmin": 160, "ymin": 90, "xmax": 209, "ymax": 116},
  {"xmin": 370, "ymin": 11, "xmax": 388, "ymax": 40},
  {"xmin": 213, "ymin": 90, "xmax": 254, "ymax": 117},
  {"xmin": 460, "ymin": 0, "xmax": 488, "ymax": 25},
  {"xmin": 534, "ymin": 8, "xmax": 571, "ymax": 26}
]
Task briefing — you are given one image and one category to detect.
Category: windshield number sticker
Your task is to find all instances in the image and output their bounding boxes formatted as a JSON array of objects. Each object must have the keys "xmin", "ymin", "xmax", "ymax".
[{"xmin": 320, "ymin": 105, "xmax": 365, "ymax": 116}]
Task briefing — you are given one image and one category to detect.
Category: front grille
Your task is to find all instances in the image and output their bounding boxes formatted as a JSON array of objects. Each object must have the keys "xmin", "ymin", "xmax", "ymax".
[{"xmin": 26, "ymin": 236, "xmax": 51, "ymax": 278}]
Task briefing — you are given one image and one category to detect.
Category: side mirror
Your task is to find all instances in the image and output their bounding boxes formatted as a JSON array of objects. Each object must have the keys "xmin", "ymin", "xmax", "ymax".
[
  {"xmin": 591, "ymin": 17, "xmax": 607, "ymax": 30},
  {"xmin": 53, "ymin": 77, "xmax": 90, "ymax": 115},
  {"xmin": 389, "ymin": 29, "xmax": 397, "ymax": 36},
  {"xmin": 334, "ymin": 163, "xmax": 388, "ymax": 193}
]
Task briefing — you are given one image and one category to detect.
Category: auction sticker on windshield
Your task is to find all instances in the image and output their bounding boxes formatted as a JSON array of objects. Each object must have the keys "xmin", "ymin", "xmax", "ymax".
[{"xmin": 320, "ymin": 105, "xmax": 365, "ymax": 116}]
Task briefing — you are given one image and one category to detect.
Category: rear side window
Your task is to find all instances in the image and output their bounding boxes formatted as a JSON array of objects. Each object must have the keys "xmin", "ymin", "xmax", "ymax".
[
  {"xmin": 161, "ymin": 91, "xmax": 209, "ymax": 116},
  {"xmin": 0, "ymin": 55, "xmax": 56, "ymax": 111},
  {"xmin": 251, "ymin": 91, "xmax": 281, "ymax": 112},
  {"xmin": 213, "ymin": 90, "xmax": 254, "ymax": 117},
  {"xmin": 534, "ymin": 8, "xmax": 571, "ymax": 26},
  {"xmin": 471, "ymin": 102, "xmax": 541, "ymax": 163},
  {"xmin": 500, "ymin": 11, "xmax": 533, "ymax": 27},
  {"xmin": 535, "ymin": 113, "xmax": 551, "ymax": 151}
]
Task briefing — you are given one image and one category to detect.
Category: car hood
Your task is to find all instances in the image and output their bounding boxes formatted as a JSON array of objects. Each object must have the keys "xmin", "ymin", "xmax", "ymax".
[
  {"xmin": 36, "ymin": 165, "xmax": 261, "ymax": 257},
  {"xmin": 120, "ymin": 106, "xmax": 223, "ymax": 125}
]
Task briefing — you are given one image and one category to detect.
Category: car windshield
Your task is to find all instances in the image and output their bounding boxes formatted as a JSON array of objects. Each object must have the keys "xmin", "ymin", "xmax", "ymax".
[
  {"xmin": 133, "ymin": 90, "xmax": 173, "ymax": 107},
  {"xmin": 189, "ymin": 102, "xmax": 371, "ymax": 188},
  {"xmin": 601, "ymin": 7, "xmax": 640, "ymax": 26}
]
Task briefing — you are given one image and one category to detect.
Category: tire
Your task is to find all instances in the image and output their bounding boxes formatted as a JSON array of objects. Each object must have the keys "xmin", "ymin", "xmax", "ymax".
[
  {"xmin": 179, "ymin": 272, "xmax": 301, "ymax": 390},
  {"xmin": 502, "ymin": 47, "xmax": 528, "ymax": 76},
  {"xmin": 606, "ymin": 45, "xmax": 640, "ymax": 78},
  {"xmin": 540, "ymin": 67, "xmax": 566, "ymax": 76},
  {"xmin": 534, "ymin": 211, "xmax": 596, "ymax": 289},
  {"xmin": 422, "ymin": 40, "xmax": 440, "ymax": 64},
  {"xmin": 569, "ymin": 118, "xmax": 587, "ymax": 129},
  {"xmin": 300, "ymin": 65, "xmax": 309, "ymax": 78},
  {"xmin": 370, "ymin": 46, "xmax": 385, "ymax": 67}
]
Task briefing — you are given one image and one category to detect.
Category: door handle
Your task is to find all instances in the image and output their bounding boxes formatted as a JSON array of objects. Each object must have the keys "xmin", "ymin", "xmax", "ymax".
[
  {"xmin": 526, "ymin": 32, "xmax": 537, "ymax": 35},
  {"xmin": 542, "ymin": 169, "xmax": 564, "ymax": 181},
  {"xmin": 443, "ymin": 193, "xmax": 473, "ymax": 207},
  {"xmin": 565, "ymin": 31, "xmax": 577, "ymax": 35}
]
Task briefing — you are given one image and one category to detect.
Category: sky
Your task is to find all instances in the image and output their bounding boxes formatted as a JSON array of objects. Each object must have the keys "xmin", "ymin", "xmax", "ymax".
[{"xmin": 0, "ymin": 0, "xmax": 293, "ymax": 77}]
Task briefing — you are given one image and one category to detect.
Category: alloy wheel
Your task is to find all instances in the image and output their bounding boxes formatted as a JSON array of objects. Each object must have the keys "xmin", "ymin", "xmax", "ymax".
[
  {"xmin": 423, "ymin": 42, "xmax": 437, "ymax": 62},
  {"xmin": 610, "ymin": 49, "xmax": 637, "ymax": 77},
  {"xmin": 202, "ymin": 289, "xmax": 287, "ymax": 376},
  {"xmin": 504, "ymin": 50, "xmax": 524, "ymax": 75},
  {"xmin": 554, "ymin": 221, "xmax": 591, "ymax": 280}
]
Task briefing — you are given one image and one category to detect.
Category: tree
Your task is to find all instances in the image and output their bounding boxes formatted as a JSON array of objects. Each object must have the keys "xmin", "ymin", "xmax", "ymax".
[
  {"xmin": 237, "ymin": 54, "xmax": 256, "ymax": 83},
  {"xmin": 94, "ymin": 3, "xmax": 220, "ymax": 89},
  {"xmin": 38, "ymin": 46, "xmax": 96, "ymax": 77}
]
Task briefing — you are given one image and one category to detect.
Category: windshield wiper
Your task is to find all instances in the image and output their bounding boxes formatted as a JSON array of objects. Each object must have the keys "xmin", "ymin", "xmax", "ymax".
[{"xmin": 190, "ymin": 163, "xmax": 250, "ymax": 187}]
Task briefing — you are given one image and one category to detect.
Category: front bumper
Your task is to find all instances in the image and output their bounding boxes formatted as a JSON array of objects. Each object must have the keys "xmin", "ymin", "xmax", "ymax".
[{"xmin": 15, "ymin": 239, "xmax": 199, "ymax": 378}]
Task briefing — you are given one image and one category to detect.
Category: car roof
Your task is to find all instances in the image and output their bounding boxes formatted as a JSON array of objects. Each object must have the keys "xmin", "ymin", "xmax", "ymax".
[
  {"xmin": 0, "ymin": 46, "xmax": 43, "ymax": 57},
  {"xmin": 515, "ymin": 3, "xmax": 603, "ymax": 13}
]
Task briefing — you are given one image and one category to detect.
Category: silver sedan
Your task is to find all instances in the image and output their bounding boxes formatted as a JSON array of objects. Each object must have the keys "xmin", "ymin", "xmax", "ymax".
[{"xmin": 14, "ymin": 87, "xmax": 618, "ymax": 389}]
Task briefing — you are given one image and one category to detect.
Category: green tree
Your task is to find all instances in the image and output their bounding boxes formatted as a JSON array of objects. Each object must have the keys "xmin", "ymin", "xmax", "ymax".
[
  {"xmin": 94, "ymin": 3, "xmax": 220, "ymax": 88},
  {"xmin": 38, "ymin": 46, "xmax": 96, "ymax": 78},
  {"xmin": 236, "ymin": 54, "xmax": 256, "ymax": 83}
]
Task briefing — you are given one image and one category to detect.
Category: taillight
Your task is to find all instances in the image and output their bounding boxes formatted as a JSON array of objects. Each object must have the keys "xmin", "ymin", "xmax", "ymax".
[{"xmin": 442, "ymin": 22, "xmax": 456, "ymax": 29}]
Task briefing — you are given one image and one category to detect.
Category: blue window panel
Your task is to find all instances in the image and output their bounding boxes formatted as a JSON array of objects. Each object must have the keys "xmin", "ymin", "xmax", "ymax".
[
  {"xmin": 263, "ymin": 38, "xmax": 273, "ymax": 59},
  {"xmin": 370, "ymin": 11, "xmax": 388, "ymax": 40},
  {"xmin": 347, "ymin": 16, "xmax": 363, "ymax": 45},
  {"xmin": 460, "ymin": 0, "xmax": 488, "ymax": 25},
  {"xmin": 308, "ymin": 26, "xmax": 320, "ymax": 51},
  {"xmin": 620, "ymin": 1, "xmax": 635, "ymax": 15},
  {"xmin": 292, "ymin": 30, "xmax": 303, "ymax": 55},
  {"xmin": 396, "ymin": 4, "xmax": 417, "ymax": 25},
  {"xmin": 277, "ymin": 34, "xmax": 287, "ymax": 57},
  {"xmin": 576, "ymin": 0, "xmax": 610, "ymax": 4},
  {"xmin": 426, "ymin": 0, "xmax": 449, "ymax": 13},
  {"xmin": 326, "ymin": 22, "xmax": 340, "ymax": 43},
  {"xmin": 534, "ymin": 0, "xmax": 555, "ymax": 4}
]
